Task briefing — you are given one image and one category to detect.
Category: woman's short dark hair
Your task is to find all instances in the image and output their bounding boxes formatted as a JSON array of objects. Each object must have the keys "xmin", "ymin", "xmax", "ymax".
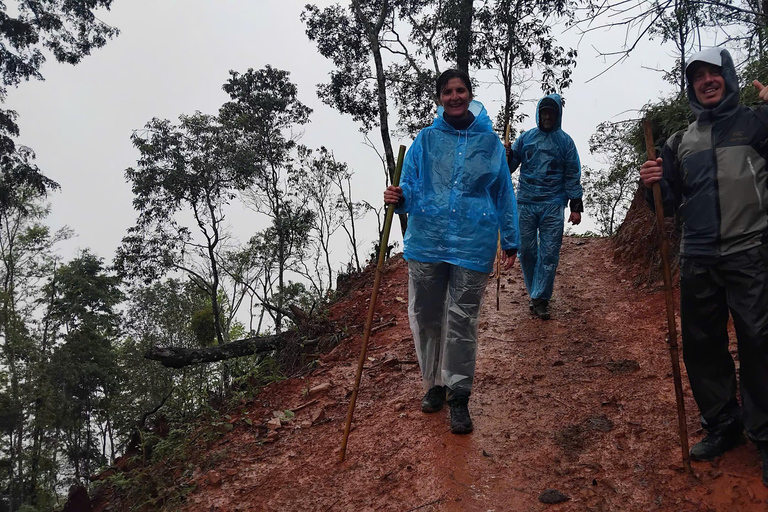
[{"xmin": 436, "ymin": 69, "xmax": 472, "ymax": 98}]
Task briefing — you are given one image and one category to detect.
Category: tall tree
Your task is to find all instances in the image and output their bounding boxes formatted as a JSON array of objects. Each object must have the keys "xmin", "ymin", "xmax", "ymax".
[
  {"xmin": 47, "ymin": 251, "xmax": 122, "ymax": 485},
  {"xmin": 296, "ymin": 146, "xmax": 350, "ymax": 295},
  {"xmin": 303, "ymin": 1, "xmax": 409, "ymax": 235},
  {"xmin": 220, "ymin": 66, "xmax": 314, "ymax": 332},
  {"xmin": 474, "ymin": 0, "xmax": 577, "ymax": 132},
  {"xmin": 0, "ymin": 1, "xmax": 119, "ymax": 207},
  {"xmin": 116, "ymin": 110, "xmax": 249, "ymax": 345},
  {"xmin": 0, "ymin": 186, "xmax": 69, "ymax": 508},
  {"xmin": 444, "ymin": 0, "xmax": 474, "ymax": 72}
]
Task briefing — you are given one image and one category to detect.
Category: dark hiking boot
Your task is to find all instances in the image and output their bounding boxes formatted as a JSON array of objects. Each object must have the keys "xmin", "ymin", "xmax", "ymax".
[
  {"xmin": 421, "ymin": 386, "xmax": 446, "ymax": 413},
  {"xmin": 529, "ymin": 300, "xmax": 535, "ymax": 314},
  {"xmin": 532, "ymin": 298, "xmax": 550, "ymax": 320},
  {"xmin": 758, "ymin": 442, "xmax": 768, "ymax": 488},
  {"xmin": 689, "ymin": 424, "xmax": 745, "ymax": 461},
  {"xmin": 448, "ymin": 395, "xmax": 473, "ymax": 434}
]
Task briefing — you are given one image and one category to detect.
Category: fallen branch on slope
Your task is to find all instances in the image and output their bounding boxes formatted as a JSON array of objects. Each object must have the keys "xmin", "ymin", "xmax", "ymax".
[{"xmin": 145, "ymin": 335, "xmax": 285, "ymax": 368}]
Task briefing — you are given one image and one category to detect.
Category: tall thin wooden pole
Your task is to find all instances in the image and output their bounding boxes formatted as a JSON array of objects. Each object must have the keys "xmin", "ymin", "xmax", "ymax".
[
  {"xmin": 643, "ymin": 119, "xmax": 692, "ymax": 474},
  {"xmin": 338, "ymin": 145, "xmax": 406, "ymax": 462},
  {"xmin": 497, "ymin": 124, "xmax": 511, "ymax": 310}
]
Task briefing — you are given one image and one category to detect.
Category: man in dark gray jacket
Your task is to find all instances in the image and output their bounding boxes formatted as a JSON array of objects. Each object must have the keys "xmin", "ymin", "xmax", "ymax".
[{"xmin": 640, "ymin": 48, "xmax": 768, "ymax": 487}]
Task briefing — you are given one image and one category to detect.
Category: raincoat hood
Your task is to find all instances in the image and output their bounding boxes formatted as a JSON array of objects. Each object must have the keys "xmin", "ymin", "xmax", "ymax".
[
  {"xmin": 435, "ymin": 100, "xmax": 494, "ymax": 133},
  {"xmin": 685, "ymin": 48, "xmax": 740, "ymax": 122},
  {"xmin": 535, "ymin": 94, "xmax": 563, "ymax": 132}
]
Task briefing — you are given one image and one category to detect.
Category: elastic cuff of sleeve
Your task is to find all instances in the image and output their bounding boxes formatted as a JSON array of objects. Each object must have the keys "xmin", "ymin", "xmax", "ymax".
[{"xmin": 569, "ymin": 198, "xmax": 584, "ymax": 213}]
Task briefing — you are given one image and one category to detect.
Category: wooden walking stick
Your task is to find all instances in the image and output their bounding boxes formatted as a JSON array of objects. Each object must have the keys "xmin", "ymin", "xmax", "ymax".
[
  {"xmin": 643, "ymin": 118, "xmax": 692, "ymax": 474},
  {"xmin": 496, "ymin": 123, "xmax": 511, "ymax": 310},
  {"xmin": 339, "ymin": 144, "xmax": 406, "ymax": 462}
]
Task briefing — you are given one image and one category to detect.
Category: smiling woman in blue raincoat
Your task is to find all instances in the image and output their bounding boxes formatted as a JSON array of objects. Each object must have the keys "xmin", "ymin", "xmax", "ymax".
[
  {"xmin": 506, "ymin": 94, "xmax": 583, "ymax": 320},
  {"xmin": 384, "ymin": 69, "xmax": 519, "ymax": 435}
]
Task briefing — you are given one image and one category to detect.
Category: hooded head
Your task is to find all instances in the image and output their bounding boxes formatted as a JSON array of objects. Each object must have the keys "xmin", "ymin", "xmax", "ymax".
[
  {"xmin": 685, "ymin": 48, "xmax": 739, "ymax": 120},
  {"xmin": 536, "ymin": 94, "xmax": 562, "ymax": 132}
]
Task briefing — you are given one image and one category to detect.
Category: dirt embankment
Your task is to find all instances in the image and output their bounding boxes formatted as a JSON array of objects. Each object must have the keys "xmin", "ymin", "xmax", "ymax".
[{"xmin": 100, "ymin": 237, "xmax": 768, "ymax": 512}]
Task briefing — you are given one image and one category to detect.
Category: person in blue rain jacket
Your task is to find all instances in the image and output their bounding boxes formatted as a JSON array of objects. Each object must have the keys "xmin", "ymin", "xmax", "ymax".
[
  {"xmin": 506, "ymin": 94, "xmax": 583, "ymax": 320},
  {"xmin": 384, "ymin": 69, "xmax": 519, "ymax": 435}
]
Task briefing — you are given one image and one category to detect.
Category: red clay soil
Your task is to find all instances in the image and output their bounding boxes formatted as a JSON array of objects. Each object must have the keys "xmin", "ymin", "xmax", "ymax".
[{"xmin": 106, "ymin": 237, "xmax": 768, "ymax": 511}]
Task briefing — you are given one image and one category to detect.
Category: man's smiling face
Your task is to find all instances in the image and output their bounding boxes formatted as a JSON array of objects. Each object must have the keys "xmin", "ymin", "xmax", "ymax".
[{"xmin": 690, "ymin": 62, "xmax": 725, "ymax": 108}]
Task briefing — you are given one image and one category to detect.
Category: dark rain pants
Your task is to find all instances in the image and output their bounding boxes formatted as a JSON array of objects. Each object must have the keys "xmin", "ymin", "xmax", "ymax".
[
  {"xmin": 680, "ymin": 245, "xmax": 768, "ymax": 442},
  {"xmin": 407, "ymin": 260, "xmax": 488, "ymax": 400}
]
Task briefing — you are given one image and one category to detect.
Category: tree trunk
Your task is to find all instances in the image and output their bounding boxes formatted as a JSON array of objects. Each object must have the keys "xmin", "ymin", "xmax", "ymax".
[
  {"xmin": 453, "ymin": 0, "xmax": 474, "ymax": 73},
  {"xmin": 352, "ymin": 0, "xmax": 408, "ymax": 236},
  {"xmin": 145, "ymin": 336, "xmax": 285, "ymax": 368}
]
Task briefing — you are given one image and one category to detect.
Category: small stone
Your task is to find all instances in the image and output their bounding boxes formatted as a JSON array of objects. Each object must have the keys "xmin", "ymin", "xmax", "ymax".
[
  {"xmin": 207, "ymin": 470, "xmax": 222, "ymax": 486},
  {"xmin": 267, "ymin": 418, "xmax": 282, "ymax": 430},
  {"xmin": 311, "ymin": 409, "xmax": 325, "ymax": 424},
  {"xmin": 538, "ymin": 489, "xmax": 570, "ymax": 504},
  {"xmin": 226, "ymin": 468, "xmax": 238, "ymax": 477},
  {"xmin": 299, "ymin": 421, "xmax": 312, "ymax": 428},
  {"xmin": 394, "ymin": 402, "xmax": 405, "ymax": 412},
  {"xmin": 308, "ymin": 383, "xmax": 332, "ymax": 396}
]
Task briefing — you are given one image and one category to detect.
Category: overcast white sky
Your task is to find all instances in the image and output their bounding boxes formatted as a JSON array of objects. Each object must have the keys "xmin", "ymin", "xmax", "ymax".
[{"xmin": 8, "ymin": 0, "xmax": 681, "ymax": 269}]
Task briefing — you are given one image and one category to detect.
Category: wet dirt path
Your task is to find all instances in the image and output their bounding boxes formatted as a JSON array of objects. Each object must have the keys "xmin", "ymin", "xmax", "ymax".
[{"xmin": 173, "ymin": 237, "xmax": 768, "ymax": 512}]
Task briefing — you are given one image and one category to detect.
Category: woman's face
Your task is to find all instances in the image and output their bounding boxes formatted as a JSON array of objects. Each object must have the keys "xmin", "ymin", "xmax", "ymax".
[{"xmin": 440, "ymin": 77, "xmax": 471, "ymax": 117}]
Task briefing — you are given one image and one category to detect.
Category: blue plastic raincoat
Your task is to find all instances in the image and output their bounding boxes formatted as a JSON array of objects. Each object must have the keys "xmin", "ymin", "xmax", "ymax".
[
  {"xmin": 508, "ymin": 94, "xmax": 583, "ymax": 205},
  {"xmin": 396, "ymin": 100, "xmax": 519, "ymax": 273}
]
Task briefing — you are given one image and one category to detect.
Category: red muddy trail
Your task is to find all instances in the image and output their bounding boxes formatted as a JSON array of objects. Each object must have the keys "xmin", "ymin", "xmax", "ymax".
[{"xmin": 104, "ymin": 237, "xmax": 768, "ymax": 511}]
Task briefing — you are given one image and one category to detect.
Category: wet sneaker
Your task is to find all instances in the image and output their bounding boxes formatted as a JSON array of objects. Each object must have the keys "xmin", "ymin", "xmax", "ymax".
[
  {"xmin": 689, "ymin": 424, "xmax": 745, "ymax": 461},
  {"xmin": 421, "ymin": 386, "xmax": 446, "ymax": 413},
  {"xmin": 533, "ymin": 299, "xmax": 550, "ymax": 320},
  {"xmin": 448, "ymin": 396, "xmax": 473, "ymax": 434}
]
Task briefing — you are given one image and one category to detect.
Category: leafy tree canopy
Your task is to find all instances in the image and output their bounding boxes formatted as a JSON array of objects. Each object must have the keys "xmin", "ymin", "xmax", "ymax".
[{"xmin": 0, "ymin": 0, "xmax": 119, "ymax": 207}]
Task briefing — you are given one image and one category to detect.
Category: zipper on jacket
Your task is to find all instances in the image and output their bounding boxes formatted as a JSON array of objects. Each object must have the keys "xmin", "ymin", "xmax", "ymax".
[
  {"xmin": 711, "ymin": 124, "xmax": 723, "ymax": 256},
  {"xmin": 748, "ymin": 156, "xmax": 764, "ymax": 211}
]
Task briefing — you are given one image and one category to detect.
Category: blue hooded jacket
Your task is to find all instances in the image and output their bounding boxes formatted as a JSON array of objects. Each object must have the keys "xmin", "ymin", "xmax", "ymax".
[
  {"xmin": 395, "ymin": 100, "xmax": 519, "ymax": 273},
  {"xmin": 508, "ymin": 94, "xmax": 583, "ymax": 207}
]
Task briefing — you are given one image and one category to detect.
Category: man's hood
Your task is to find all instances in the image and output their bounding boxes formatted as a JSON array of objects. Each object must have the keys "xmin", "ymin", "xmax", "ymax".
[
  {"xmin": 535, "ymin": 94, "xmax": 563, "ymax": 131},
  {"xmin": 434, "ymin": 100, "xmax": 494, "ymax": 133},
  {"xmin": 685, "ymin": 48, "xmax": 739, "ymax": 121}
]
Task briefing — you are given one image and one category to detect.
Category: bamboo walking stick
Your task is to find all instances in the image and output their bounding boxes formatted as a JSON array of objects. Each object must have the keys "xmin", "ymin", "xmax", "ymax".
[
  {"xmin": 339, "ymin": 144, "xmax": 407, "ymax": 462},
  {"xmin": 643, "ymin": 119, "xmax": 692, "ymax": 474},
  {"xmin": 496, "ymin": 123, "xmax": 511, "ymax": 310}
]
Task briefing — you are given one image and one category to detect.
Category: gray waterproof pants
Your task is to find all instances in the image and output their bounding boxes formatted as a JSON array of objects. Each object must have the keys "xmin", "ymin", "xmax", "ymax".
[
  {"xmin": 680, "ymin": 245, "xmax": 768, "ymax": 442},
  {"xmin": 407, "ymin": 260, "xmax": 489, "ymax": 398}
]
